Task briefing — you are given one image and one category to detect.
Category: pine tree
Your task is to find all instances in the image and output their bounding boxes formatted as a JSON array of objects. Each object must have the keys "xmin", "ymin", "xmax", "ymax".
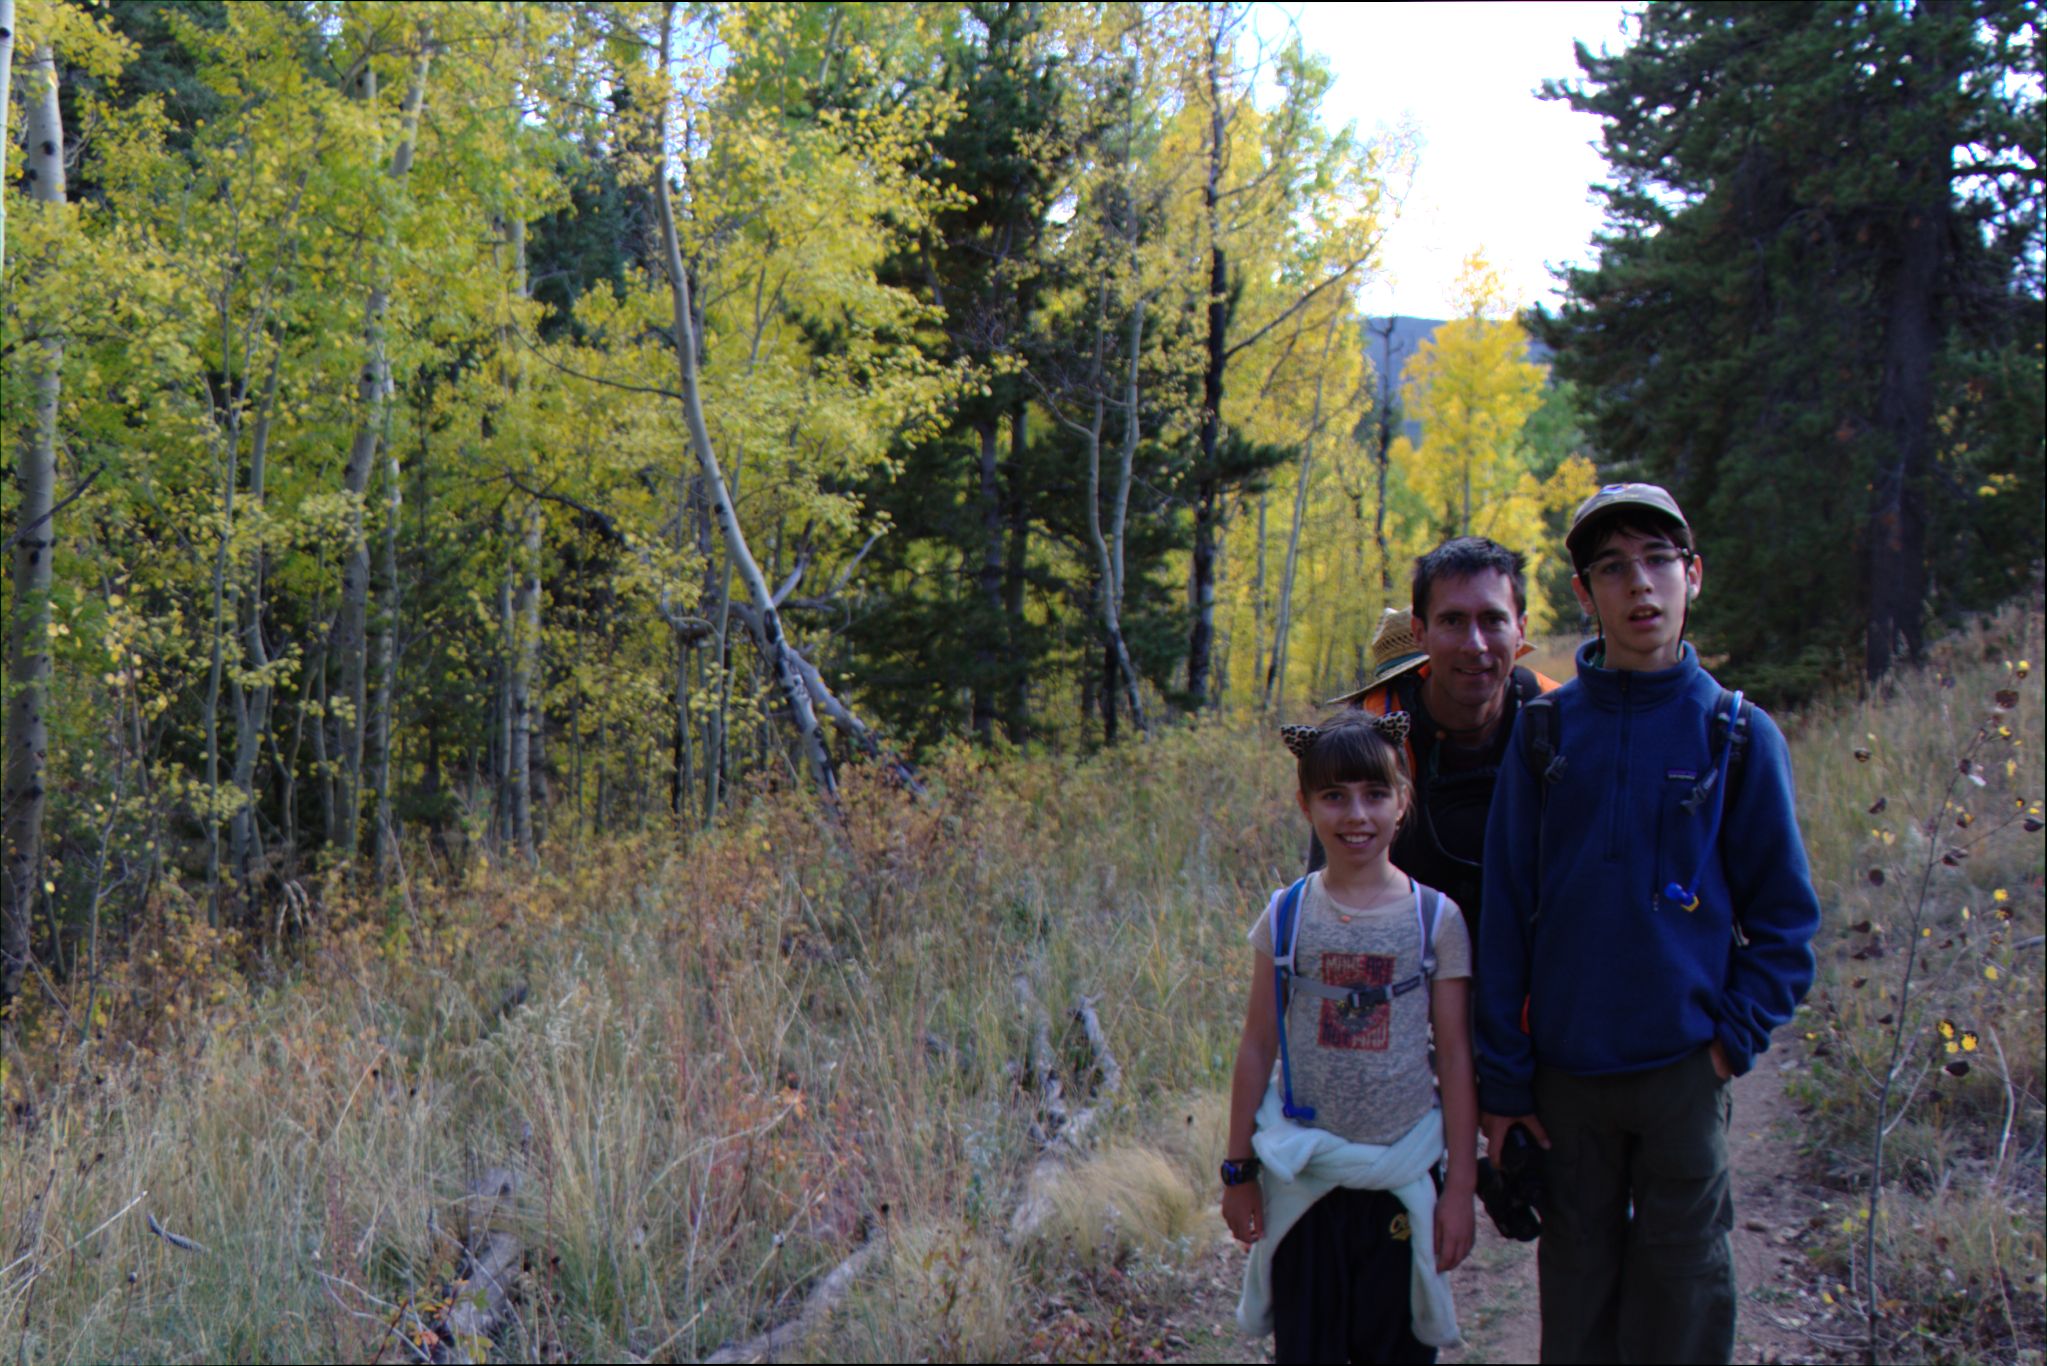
[
  {"xmin": 1535, "ymin": 0, "xmax": 2044, "ymax": 696},
  {"xmin": 852, "ymin": 1, "xmax": 1069, "ymax": 747}
]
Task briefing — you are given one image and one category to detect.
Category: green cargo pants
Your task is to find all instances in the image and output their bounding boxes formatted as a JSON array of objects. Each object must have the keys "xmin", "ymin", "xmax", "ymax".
[{"xmin": 1533, "ymin": 1046, "xmax": 1734, "ymax": 1364}]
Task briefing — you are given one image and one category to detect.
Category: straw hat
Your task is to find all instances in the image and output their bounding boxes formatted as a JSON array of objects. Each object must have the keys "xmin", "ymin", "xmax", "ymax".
[{"xmin": 1323, "ymin": 607, "xmax": 1428, "ymax": 706}]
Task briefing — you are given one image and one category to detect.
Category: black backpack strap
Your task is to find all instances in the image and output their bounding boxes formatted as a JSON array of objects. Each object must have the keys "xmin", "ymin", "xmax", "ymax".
[
  {"xmin": 1715, "ymin": 685, "xmax": 1750, "ymax": 803},
  {"xmin": 1517, "ymin": 695, "xmax": 1563, "ymax": 935},
  {"xmin": 1521, "ymin": 693, "xmax": 1566, "ymax": 787}
]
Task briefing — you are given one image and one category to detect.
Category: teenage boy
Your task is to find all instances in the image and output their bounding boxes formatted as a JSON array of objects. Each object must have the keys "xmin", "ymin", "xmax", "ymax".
[
  {"xmin": 1313, "ymin": 537, "xmax": 1560, "ymax": 949},
  {"xmin": 1474, "ymin": 484, "xmax": 1819, "ymax": 1364}
]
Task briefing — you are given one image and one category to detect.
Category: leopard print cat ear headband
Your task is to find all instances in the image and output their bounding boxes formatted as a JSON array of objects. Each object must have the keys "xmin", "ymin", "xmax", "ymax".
[{"xmin": 1280, "ymin": 712, "xmax": 1411, "ymax": 758}]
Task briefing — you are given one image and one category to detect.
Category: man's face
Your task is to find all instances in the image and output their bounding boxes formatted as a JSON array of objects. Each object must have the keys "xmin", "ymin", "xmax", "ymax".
[{"xmin": 1415, "ymin": 570, "xmax": 1527, "ymax": 713}]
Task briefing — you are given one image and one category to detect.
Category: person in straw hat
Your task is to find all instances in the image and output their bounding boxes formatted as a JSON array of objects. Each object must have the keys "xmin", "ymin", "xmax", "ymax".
[{"xmin": 1307, "ymin": 537, "xmax": 1560, "ymax": 954}]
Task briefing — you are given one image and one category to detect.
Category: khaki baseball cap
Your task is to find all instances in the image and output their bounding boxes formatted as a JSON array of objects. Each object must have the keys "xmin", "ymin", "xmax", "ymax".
[{"xmin": 1566, "ymin": 482, "xmax": 1691, "ymax": 562}]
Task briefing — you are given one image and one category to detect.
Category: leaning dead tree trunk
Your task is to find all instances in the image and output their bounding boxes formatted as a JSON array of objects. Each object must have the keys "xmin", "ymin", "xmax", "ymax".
[
  {"xmin": 4, "ymin": 43, "xmax": 66, "ymax": 1014},
  {"xmin": 330, "ymin": 36, "xmax": 431, "ymax": 857},
  {"xmin": 654, "ymin": 4, "xmax": 835, "ymax": 797}
]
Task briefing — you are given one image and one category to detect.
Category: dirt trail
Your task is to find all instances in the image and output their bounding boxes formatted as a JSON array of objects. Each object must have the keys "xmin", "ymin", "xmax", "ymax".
[{"xmin": 1158, "ymin": 1039, "xmax": 1841, "ymax": 1365}]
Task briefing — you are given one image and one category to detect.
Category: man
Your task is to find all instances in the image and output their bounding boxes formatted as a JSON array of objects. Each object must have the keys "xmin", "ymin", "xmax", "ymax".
[{"xmin": 1311, "ymin": 537, "xmax": 1559, "ymax": 949}]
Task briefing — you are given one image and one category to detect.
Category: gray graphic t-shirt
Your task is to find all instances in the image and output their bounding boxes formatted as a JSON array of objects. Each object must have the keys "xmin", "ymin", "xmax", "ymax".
[{"xmin": 1249, "ymin": 872, "xmax": 1471, "ymax": 1145}]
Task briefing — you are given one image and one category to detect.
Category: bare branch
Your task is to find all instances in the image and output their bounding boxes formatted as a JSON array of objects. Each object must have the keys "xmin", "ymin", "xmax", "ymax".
[
  {"xmin": 826, "ymin": 531, "xmax": 883, "ymax": 598},
  {"xmin": 770, "ymin": 546, "xmax": 812, "ymax": 607},
  {"xmin": 1224, "ymin": 261, "xmax": 1365, "ymax": 363},
  {"xmin": 2, "ymin": 462, "xmax": 102, "ymax": 552},
  {"xmin": 514, "ymin": 326, "xmax": 686, "ymax": 401}
]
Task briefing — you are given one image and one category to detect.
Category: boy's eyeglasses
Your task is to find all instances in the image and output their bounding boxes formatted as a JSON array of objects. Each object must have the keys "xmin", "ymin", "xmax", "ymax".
[{"xmin": 1585, "ymin": 548, "xmax": 1693, "ymax": 585}]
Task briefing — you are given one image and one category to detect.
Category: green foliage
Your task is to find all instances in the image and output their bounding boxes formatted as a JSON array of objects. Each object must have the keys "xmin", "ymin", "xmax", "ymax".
[{"xmin": 1534, "ymin": 0, "xmax": 2045, "ymax": 703}]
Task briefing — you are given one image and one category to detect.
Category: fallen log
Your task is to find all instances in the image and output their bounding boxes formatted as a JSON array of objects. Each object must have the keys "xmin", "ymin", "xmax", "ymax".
[
  {"xmin": 1074, "ymin": 995, "xmax": 1122, "ymax": 1096},
  {"xmin": 441, "ymin": 1229, "xmax": 520, "ymax": 1349},
  {"xmin": 411, "ymin": 1167, "xmax": 523, "ymax": 1364},
  {"xmin": 1009, "ymin": 981, "xmax": 1123, "ymax": 1241},
  {"xmin": 1012, "ymin": 974, "xmax": 1069, "ymax": 1135},
  {"xmin": 704, "ymin": 1233, "xmax": 884, "ymax": 1364}
]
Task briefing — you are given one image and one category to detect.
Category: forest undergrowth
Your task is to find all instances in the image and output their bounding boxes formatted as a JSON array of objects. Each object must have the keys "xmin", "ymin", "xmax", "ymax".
[{"xmin": 2, "ymin": 609, "xmax": 2042, "ymax": 1365}]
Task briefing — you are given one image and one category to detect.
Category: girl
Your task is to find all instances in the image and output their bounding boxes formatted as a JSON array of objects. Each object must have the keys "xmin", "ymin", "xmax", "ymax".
[{"xmin": 1225, "ymin": 711, "xmax": 1478, "ymax": 1363}]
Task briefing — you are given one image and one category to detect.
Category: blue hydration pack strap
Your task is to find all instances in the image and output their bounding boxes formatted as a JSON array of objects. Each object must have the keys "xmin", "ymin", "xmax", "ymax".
[
  {"xmin": 1664, "ymin": 690, "xmax": 1744, "ymax": 912},
  {"xmin": 1271, "ymin": 877, "xmax": 1314, "ymax": 1120},
  {"xmin": 1271, "ymin": 878, "xmax": 1440, "ymax": 1123}
]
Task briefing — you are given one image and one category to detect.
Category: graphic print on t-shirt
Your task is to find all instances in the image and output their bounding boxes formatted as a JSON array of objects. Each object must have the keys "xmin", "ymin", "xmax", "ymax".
[{"xmin": 1315, "ymin": 951, "xmax": 1394, "ymax": 1050}]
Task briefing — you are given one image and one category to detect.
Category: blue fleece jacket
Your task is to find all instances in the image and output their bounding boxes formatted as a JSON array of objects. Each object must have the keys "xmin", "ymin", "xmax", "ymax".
[{"xmin": 1474, "ymin": 642, "xmax": 1819, "ymax": 1118}]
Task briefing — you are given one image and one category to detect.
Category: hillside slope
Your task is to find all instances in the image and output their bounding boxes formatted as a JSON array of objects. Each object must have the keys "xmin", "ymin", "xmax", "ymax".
[{"xmin": 3, "ymin": 611, "xmax": 2039, "ymax": 1364}]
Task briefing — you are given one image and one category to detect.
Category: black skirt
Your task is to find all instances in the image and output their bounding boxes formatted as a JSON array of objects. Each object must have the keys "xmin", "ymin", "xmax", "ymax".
[{"xmin": 1270, "ymin": 1184, "xmax": 1437, "ymax": 1365}]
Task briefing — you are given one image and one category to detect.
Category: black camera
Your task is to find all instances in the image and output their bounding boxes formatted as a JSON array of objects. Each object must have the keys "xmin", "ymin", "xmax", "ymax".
[{"xmin": 1476, "ymin": 1124, "xmax": 1546, "ymax": 1242}]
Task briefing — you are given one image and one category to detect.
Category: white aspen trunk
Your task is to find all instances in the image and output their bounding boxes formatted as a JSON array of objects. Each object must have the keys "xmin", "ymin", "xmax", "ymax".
[
  {"xmin": 705, "ymin": 549, "xmax": 734, "ymax": 823},
  {"xmin": 201, "ymin": 298, "xmax": 239, "ymax": 927},
  {"xmin": 510, "ymin": 506, "xmax": 539, "ymax": 861},
  {"xmin": 330, "ymin": 40, "xmax": 430, "ymax": 858},
  {"xmin": 500, "ymin": 23, "xmax": 540, "ymax": 861},
  {"xmin": 3, "ymin": 44, "xmax": 64, "ymax": 1011},
  {"xmin": 0, "ymin": 0, "xmax": 16, "ymax": 283},
  {"xmin": 672, "ymin": 472, "xmax": 695, "ymax": 820},
  {"xmin": 1251, "ymin": 491, "xmax": 1267, "ymax": 701},
  {"xmin": 495, "ymin": 565, "xmax": 514, "ymax": 850},
  {"xmin": 1109, "ymin": 299, "xmax": 1145, "ymax": 731},
  {"xmin": 229, "ymin": 345, "xmax": 284, "ymax": 887},
  {"xmin": 655, "ymin": 4, "xmax": 835, "ymax": 798},
  {"xmin": 371, "ymin": 411, "xmax": 402, "ymax": 883},
  {"xmin": 1081, "ymin": 299, "xmax": 1148, "ymax": 737},
  {"xmin": 1265, "ymin": 311, "xmax": 1342, "ymax": 712}
]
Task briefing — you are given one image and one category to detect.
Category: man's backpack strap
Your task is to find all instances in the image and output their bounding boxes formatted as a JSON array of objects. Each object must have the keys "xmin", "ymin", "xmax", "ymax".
[{"xmin": 1521, "ymin": 693, "xmax": 1567, "ymax": 787}]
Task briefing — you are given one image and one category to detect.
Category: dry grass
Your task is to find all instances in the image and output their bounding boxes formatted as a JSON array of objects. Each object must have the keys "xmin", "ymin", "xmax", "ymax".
[
  {"xmin": 2, "ymin": 724, "xmax": 1297, "ymax": 1363},
  {"xmin": 1785, "ymin": 602, "xmax": 2046, "ymax": 1362}
]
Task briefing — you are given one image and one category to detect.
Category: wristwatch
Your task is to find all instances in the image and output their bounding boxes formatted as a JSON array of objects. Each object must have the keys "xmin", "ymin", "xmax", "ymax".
[{"xmin": 1220, "ymin": 1156, "xmax": 1261, "ymax": 1186}]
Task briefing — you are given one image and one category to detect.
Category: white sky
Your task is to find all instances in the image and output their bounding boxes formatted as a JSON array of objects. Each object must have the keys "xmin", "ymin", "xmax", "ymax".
[{"xmin": 1272, "ymin": 1, "xmax": 1637, "ymax": 319}]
